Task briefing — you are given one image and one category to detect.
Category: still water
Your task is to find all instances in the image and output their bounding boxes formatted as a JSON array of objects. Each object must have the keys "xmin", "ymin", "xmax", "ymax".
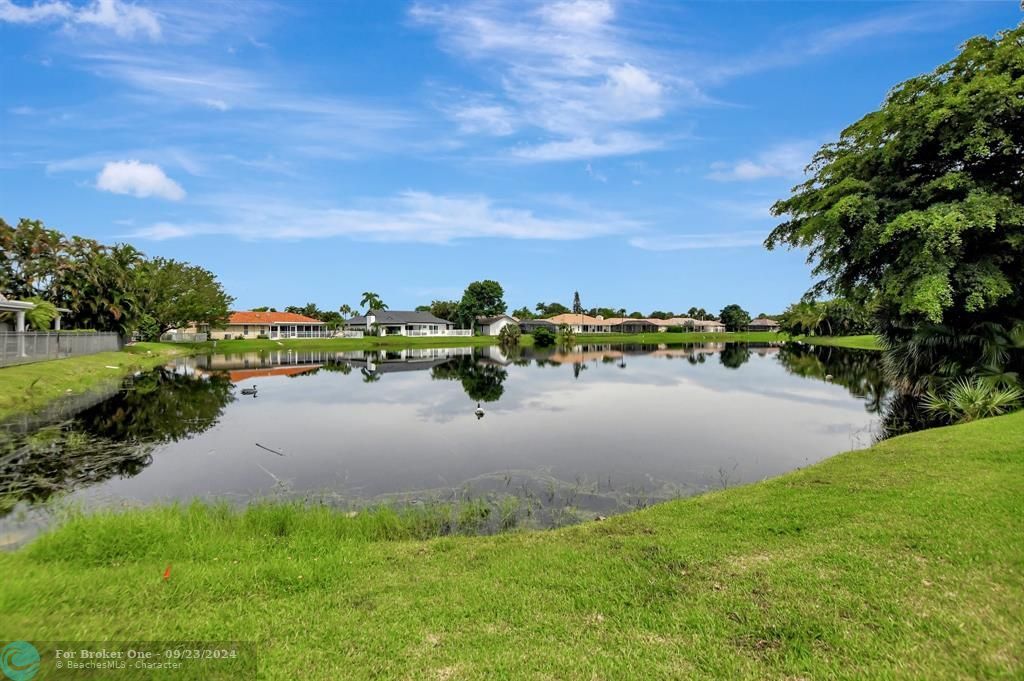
[{"xmin": 1, "ymin": 342, "xmax": 888, "ymax": 539}]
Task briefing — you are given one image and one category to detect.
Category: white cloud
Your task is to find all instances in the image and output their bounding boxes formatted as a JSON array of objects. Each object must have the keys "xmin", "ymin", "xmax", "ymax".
[
  {"xmin": 96, "ymin": 160, "xmax": 185, "ymax": 200},
  {"xmin": 585, "ymin": 163, "xmax": 607, "ymax": 183},
  {"xmin": 629, "ymin": 231, "xmax": 767, "ymax": 251},
  {"xmin": 0, "ymin": 0, "xmax": 160, "ymax": 39},
  {"xmin": 0, "ymin": 0, "xmax": 70, "ymax": 23},
  {"xmin": 451, "ymin": 104, "xmax": 516, "ymax": 136},
  {"xmin": 411, "ymin": 0, "xmax": 690, "ymax": 160},
  {"xmin": 708, "ymin": 142, "xmax": 816, "ymax": 182},
  {"xmin": 705, "ymin": 5, "xmax": 967, "ymax": 83},
  {"xmin": 130, "ymin": 190, "xmax": 639, "ymax": 243},
  {"xmin": 537, "ymin": 0, "xmax": 613, "ymax": 30},
  {"xmin": 75, "ymin": 0, "xmax": 160, "ymax": 39},
  {"xmin": 201, "ymin": 98, "xmax": 229, "ymax": 111},
  {"xmin": 509, "ymin": 133, "xmax": 663, "ymax": 162},
  {"xmin": 8, "ymin": 105, "xmax": 35, "ymax": 115}
]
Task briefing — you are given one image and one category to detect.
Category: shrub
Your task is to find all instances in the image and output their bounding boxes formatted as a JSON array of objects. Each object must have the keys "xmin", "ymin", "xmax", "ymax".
[
  {"xmin": 532, "ymin": 327, "xmax": 556, "ymax": 347},
  {"xmin": 666, "ymin": 326, "xmax": 685, "ymax": 333},
  {"xmin": 498, "ymin": 323, "xmax": 521, "ymax": 346},
  {"xmin": 923, "ymin": 378, "xmax": 1023, "ymax": 424}
]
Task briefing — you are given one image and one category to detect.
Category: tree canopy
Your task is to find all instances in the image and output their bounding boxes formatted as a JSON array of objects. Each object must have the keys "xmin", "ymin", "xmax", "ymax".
[
  {"xmin": 766, "ymin": 23, "xmax": 1023, "ymax": 332},
  {"xmin": 137, "ymin": 258, "xmax": 232, "ymax": 338},
  {"xmin": 360, "ymin": 292, "xmax": 387, "ymax": 311},
  {"xmin": 1, "ymin": 217, "xmax": 231, "ymax": 338},
  {"xmin": 535, "ymin": 301, "xmax": 569, "ymax": 317},
  {"xmin": 719, "ymin": 304, "xmax": 752, "ymax": 332},
  {"xmin": 458, "ymin": 280, "xmax": 506, "ymax": 327}
]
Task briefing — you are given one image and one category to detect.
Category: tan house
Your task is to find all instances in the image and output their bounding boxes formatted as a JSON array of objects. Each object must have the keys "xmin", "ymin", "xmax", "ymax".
[
  {"xmin": 747, "ymin": 318, "xmax": 782, "ymax": 332},
  {"xmin": 536, "ymin": 313, "xmax": 727, "ymax": 334},
  {"xmin": 204, "ymin": 311, "xmax": 330, "ymax": 340}
]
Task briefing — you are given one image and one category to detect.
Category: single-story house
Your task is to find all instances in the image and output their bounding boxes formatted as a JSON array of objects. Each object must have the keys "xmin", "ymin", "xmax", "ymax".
[
  {"xmin": 603, "ymin": 317, "xmax": 662, "ymax": 333},
  {"xmin": 344, "ymin": 310, "xmax": 469, "ymax": 337},
  {"xmin": 518, "ymin": 318, "xmax": 558, "ymax": 333},
  {"xmin": 747, "ymin": 318, "xmax": 781, "ymax": 332},
  {"xmin": 690, "ymin": 319, "xmax": 727, "ymax": 333},
  {"xmin": 476, "ymin": 314, "xmax": 519, "ymax": 336},
  {"xmin": 519, "ymin": 313, "xmax": 728, "ymax": 335},
  {"xmin": 206, "ymin": 311, "xmax": 329, "ymax": 340},
  {"xmin": 545, "ymin": 313, "xmax": 615, "ymax": 333}
]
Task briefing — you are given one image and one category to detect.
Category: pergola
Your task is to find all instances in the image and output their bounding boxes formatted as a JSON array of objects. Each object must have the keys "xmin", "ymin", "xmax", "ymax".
[{"xmin": 0, "ymin": 293, "xmax": 70, "ymax": 331}]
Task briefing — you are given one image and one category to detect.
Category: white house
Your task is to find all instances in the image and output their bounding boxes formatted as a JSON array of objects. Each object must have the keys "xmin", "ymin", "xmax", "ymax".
[
  {"xmin": 475, "ymin": 314, "xmax": 519, "ymax": 336},
  {"xmin": 344, "ymin": 310, "xmax": 471, "ymax": 337}
]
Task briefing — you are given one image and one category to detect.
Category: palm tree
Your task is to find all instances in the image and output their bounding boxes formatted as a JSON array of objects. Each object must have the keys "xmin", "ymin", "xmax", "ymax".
[
  {"xmin": 339, "ymin": 304, "xmax": 354, "ymax": 319},
  {"xmin": 359, "ymin": 292, "xmax": 387, "ymax": 312}
]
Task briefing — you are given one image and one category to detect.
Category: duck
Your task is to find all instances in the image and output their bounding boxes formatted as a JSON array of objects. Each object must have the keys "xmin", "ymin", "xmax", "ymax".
[
  {"xmin": 241, "ymin": 384, "xmax": 258, "ymax": 396},
  {"xmin": 474, "ymin": 402, "xmax": 485, "ymax": 419}
]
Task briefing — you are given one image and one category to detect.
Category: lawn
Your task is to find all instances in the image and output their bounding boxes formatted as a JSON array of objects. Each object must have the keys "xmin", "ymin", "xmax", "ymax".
[
  {"xmin": 0, "ymin": 342, "xmax": 189, "ymax": 421},
  {"xmin": 1, "ymin": 412, "xmax": 1020, "ymax": 679},
  {"xmin": 797, "ymin": 334, "xmax": 882, "ymax": 351}
]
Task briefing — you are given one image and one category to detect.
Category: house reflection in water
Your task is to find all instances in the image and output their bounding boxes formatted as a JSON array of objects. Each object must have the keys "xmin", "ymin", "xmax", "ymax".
[{"xmin": 181, "ymin": 342, "xmax": 787, "ymax": 387}]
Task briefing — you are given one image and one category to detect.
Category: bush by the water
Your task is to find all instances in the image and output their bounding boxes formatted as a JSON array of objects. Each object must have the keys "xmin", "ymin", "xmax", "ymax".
[{"xmin": 532, "ymin": 327, "xmax": 556, "ymax": 347}]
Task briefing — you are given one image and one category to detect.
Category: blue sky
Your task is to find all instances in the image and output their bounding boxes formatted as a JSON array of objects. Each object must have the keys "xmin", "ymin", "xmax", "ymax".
[{"xmin": 1, "ymin": 0, "xmax": 1019, "ymax": 315}]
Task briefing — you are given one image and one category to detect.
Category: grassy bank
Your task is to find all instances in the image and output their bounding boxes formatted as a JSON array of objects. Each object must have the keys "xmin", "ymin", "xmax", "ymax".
[
  {"xmin": 797, "ymin": 334, "xmax": 882, "ymax": 350},
  {"xmin": 2, "ymin": 413, "xmax": 1020, "ymax": 679},
  {"xmin": 0, "ymin": 342, "xmax": 191, "ymax": 421}
]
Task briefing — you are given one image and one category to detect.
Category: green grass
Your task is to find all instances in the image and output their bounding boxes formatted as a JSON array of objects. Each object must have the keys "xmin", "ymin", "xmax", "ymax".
[
  {"xmin": 2, "ymin": 412, "xmax": 1020, "ymax": 679},
  {"xmin": 796, "ymin": 334, "xmax": 882, "ymax": 350},
  {"xmin": 0, "ymin": 342, "xmax": 190, "ymax": 421}
]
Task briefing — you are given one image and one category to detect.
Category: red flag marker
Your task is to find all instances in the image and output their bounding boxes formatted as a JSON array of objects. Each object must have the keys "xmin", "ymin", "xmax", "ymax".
[{"xmin": 163, "ymin": 564, "xmax": 172, "ymax": 581}]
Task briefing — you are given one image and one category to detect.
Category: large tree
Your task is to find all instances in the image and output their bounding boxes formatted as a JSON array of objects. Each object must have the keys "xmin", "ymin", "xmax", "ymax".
[
  {"xmin": 426, "ymin": 299, "xmax": 460, "ymax": 323},
  {"xmin": 572, "ymin": 291, "xmax": 582, "ymax": 314},
  {"xmin": 458, "ymin": 280, "xmax": 506, "ymax": 328},
  {"xmin": 1, "ymin": 219, "xmax": 138, "ymax": 334},
  {"xmin": 766, "ymin": 23, "xmax": 1024, "ymax": 388},
  {"xmin": 719, "ymin": 304, "xmax": 751, "ymax": 332},
  {"xmin": 137, "ymin": 258, "xmax": 232, "ymax": 339}
]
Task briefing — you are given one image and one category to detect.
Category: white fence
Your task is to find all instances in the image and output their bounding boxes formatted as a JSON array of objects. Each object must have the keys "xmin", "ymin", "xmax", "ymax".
[
  {"xmin": 336, "ymin": 330, "xmax": 365, "ymax": 339},
  {"xmin": 0, "ymin": 332, "xmax": 123, "ymax": 367},
  {"xmin": 405, "ymin": 329, "xmax": 474, "ymax": 337},
  {"xmin": 161, "ymin": 332, "xmax": 208, "ymax": 343}
]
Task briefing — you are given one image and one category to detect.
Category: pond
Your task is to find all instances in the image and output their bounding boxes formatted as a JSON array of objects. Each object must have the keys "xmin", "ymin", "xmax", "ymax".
[{"xmin": 1, "ymin": 342, "xmax": 890, "ymax": 543}]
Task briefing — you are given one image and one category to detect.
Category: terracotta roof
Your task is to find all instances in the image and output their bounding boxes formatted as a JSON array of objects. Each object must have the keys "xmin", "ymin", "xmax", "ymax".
[
  {"xmin": 545, "ymin": 313, "xmax": 610, "ymax": 325},
  {"xmin": 228, "ymin": 311, "xmax": 324, "ymax": 324},
  {"xmin": 229, "ymin": 366, "xmax": 320, "ymax": 381}
]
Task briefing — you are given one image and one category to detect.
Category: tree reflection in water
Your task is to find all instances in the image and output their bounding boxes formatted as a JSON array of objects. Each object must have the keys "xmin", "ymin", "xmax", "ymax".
[
  {"xmin": 3, "ymin": 342, "xmax": 941, "ymax": 518},
  {"xmin": 430, "ymin": 355, "xmax": 508, "ymax": 402},
  {"xmin": 0, "ymin": 369, "xmax": 233, "ymax": 514}
]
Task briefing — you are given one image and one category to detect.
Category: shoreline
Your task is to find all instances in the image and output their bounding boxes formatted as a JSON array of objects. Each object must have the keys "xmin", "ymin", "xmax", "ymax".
[
  {"xmin": 2, "ymin": 411, "xmax": 1018, "ymax": 678},
  {"xmin": 0, "ymin": 333, "xmax": 878, "ymax": 421}
]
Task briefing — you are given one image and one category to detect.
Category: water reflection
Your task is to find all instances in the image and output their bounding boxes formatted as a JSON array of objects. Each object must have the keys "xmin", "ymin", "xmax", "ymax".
[
  {"xmin": 0, "ymin": 369, "xmax": 233, "ymax": 512},
  {"xmin": 2, "ymin": 342, "xmax": 895, "ymax": 533}
]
